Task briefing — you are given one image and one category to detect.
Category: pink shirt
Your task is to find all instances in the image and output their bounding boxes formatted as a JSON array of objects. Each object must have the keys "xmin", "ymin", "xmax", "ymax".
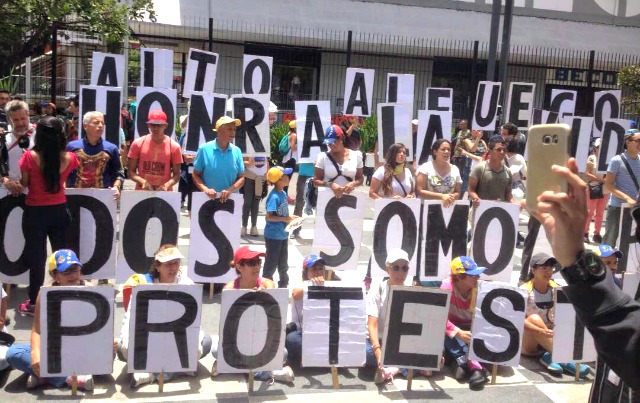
[
  {"xmin": 19, "ymin": 151, "xmax": 79, "ymax": 206},
  {"xmin": 441, "ymin": 276, "xmax": 475, "ymax": 338},
  {"xmin": 128, "ymin": 134, "xmax": 183, "ymax": 189}
]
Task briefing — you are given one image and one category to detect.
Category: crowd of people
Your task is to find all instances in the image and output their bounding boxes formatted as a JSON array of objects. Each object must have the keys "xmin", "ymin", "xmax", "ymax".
[{"xmin": 1, "ymin": 89, "xmax": 640, "ymax": 400}]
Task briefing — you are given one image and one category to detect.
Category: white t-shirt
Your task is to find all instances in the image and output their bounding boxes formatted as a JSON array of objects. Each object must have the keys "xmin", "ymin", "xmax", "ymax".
[
  {"xmin": 372, "ymin": 166, "xmax": 413, "ymax": 197},
  {"xmin": 417, "ymin": 161, "xmax": 462, "ymax": 194},
  {"xmin": 5, "ymin": 130, "xmax": 35, "ymax": 181},
  {"xmin": 315, "ymin": 150, "xmax": 363, "ymax": 186},
  {"xmin": 366, "ymin": 279, "xmax": 390, "ymax": 340},
  {"xmin": 506, "ymin": 153, "xmax": 527, "ymax": 188}
]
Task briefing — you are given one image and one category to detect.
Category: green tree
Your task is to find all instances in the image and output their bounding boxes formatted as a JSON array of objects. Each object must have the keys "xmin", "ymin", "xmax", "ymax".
[
  {"xmin": 619, "ymin": 65, "xmax": 640, "ymax": 100},
  {"xmin": 0, "ymin": 0, "xmax": 156, "ymax": 75}
]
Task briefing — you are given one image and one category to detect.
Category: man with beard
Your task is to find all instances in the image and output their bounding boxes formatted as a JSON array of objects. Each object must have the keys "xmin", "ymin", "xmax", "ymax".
[{"xmin": 1, "ymin": 100, "xmax": 34, "ymax": 195}]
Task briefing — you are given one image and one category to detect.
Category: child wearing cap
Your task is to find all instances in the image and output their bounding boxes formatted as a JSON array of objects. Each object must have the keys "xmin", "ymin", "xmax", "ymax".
[
  {"xmin": 597, "ymin": 244, "xmax": 623, "ymax": 288},
  {"xmin": 6, "ymin": 250, "xmax": 94, "ymax": 391},
  {"xmin": 263, "ymin": 166, "xmax": 298, "ymax": 288},
  {"xmin": 440, "ymin": 256, "xmax": 487, "ymax": 390}
]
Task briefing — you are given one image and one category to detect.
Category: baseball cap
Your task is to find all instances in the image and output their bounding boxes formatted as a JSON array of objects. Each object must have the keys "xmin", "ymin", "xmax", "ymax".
[
  {"xmin": 154, "ymin": 246, "xmax": 185, "ymax": 263},
  {"xmin": 624, "ymin": 129, "xmax": 639, "ymax": 141},
  {"xmin": 303, "ymin": 254, "xmax": 326, "ymax": 270},
  {"xmin": 234, "ymin": 246, "xmax": 265, "ymax": 263},
  {"xmin": 411, "ymin": 119, "xmax": 418, "ymax": 126},
  {"xmin": 597, "ymin": 244, "xmax": 623, "ymax": 259},
  {"xmin": 450, "ymin": 256, "xmax": 486, "ymax": 276},
  {"xmin": 215, "ymin": 116, "xmax": 241, "ymax": 131},
  {"xmin": 323, "ymin": 125, "xmax": 344, "ymax": 145},
  {"xmin": 267, "ymin": 166, "xmax": 293, "ymax": 183},
  {"xmin": 147, "ymin": 109, "xmax": 168, "ymax": 125},
  {"xmin": 530, "ymin": 253, "xmax": 558, "ymax": 267},
  {"xmin": 47, "ymin": 249, "xmax": 82, "ymax": 273},
  {"xmin": 386, "ymin": 248, "xmax": 409, "ymax": 265},
  {"xmin": 289, "ymin": 120, "xmax": 297, "ymax": 129}
]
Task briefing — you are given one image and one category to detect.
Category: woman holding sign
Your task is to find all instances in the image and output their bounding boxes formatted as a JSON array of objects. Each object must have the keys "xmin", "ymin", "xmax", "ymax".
[
  {"xmin": 118, "ymin": 244, "xmax": 212, "ymax": 388},
  {"xmin": 6, "ymin": 250, "xmax": 94, "ymax": 391},
  {"xmin": 416, "ymin": 139, "xmax": 461, "ymax": 207},
  {"xmin": 368, "ymin": 143, "xmax": 414, "ymax": 199}
]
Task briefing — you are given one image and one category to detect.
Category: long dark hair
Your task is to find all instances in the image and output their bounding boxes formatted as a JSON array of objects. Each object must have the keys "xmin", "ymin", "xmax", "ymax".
[
  {"xmin": 33, "ymin": 116, "xmax": 66, "ymax": 193},
  {"xmin": 431, "ymin": 138, "xmax": 451, "ymax": 161},
  {"xmin": 381, "ymin": 143, "xmax": 406, "ymax": 196}
]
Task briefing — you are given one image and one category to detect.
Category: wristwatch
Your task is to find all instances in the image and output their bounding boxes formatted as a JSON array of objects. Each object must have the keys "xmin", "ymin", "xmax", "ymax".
[{"xmin": 560, "ymin": 250, "xmax": 606, "ymax": 284}]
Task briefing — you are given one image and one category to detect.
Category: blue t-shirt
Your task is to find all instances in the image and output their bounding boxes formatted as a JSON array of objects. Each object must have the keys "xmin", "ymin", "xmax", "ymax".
[
  {"xmin": 607, "ymin": 152, "xmax": 640, "ymax": 207},
  {"xmin": 66, "ymin": 138, "xmax": 123, "ymax": 188},
  {"xmin": 264, "ymin": 189, "xmax": 289, "ymax": 240},
  {"xmin": 193, "ymin": 139, "xmax": 244, "ymax": 192}
]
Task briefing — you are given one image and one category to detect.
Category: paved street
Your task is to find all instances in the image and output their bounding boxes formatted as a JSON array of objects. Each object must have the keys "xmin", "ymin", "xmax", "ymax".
[{"xmin": 0, "ymin": 177, "xmax": 596, "ymax": 402}]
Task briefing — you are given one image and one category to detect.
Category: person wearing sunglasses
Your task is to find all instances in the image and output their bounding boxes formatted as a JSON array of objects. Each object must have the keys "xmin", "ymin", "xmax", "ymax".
[
  {"xmin": 440, "ymin": 256, "xmax": 487, "ymax": 390},
  {"xmin": 365, "ymin": 248, "xmax": 432, "ymax": 383},
  {"xmin": 6, "ymin": 250, "xmax": 94, "ymax": 391},
  {"xmin": 520, "ymin": 253, "xmax": 589, "ymax": 378}
]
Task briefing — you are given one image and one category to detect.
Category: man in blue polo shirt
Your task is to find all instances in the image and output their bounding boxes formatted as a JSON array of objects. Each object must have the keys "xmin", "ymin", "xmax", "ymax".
[
  {"xmin": 66, "ymin": 111, "xmax": 124, "ymax": 199},
  {"xmin": 193, "ymin": 116, "xmax": 245, "ymax": 202}
]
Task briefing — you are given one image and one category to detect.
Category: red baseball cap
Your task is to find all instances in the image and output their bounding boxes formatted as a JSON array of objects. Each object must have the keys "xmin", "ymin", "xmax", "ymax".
[
  {"xmin": 233, "ymin": 246, "xmax": 265, "ymax": 264},
  {"xmin": 147, "ymin": 109, "xmax": 168, "ymax": 124}
]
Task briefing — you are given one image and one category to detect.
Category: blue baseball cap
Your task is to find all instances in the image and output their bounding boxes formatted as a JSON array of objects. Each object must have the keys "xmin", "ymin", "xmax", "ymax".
[
  {"xmin": 47, "ymin": 249, "xmax": 82, "ymax": 273},
  {"xmin": 323, "ymin": 125, "xmax": 344, "ymax": 145},
  {"xmin": 450, "ymin": 256, "xmax": 486, "ymax": 276},
  {"xmin": 303, "ymin": 254, "xmax": 326, "ymax": 269},
  {"xmin": 597, "ymin": 244, "xmax": 623, "ymax": 259}
]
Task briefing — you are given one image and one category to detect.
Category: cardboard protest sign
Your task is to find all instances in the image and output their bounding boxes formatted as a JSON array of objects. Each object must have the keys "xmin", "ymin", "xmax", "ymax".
[
  {"xmin": 387, "ymin": 73, "xmax": 415, "ymax": 134},
  {"xmin": 593, "ymin": 90, "xmax": 621, "ymax": 138},
  {"xmin": 187, "ymin": 192, "xmax": 243, "ymax": 284},
  {"xmin": 40, "ymin": 286, "xmax": 114, "ymax": 377},
  {"xmin": 183, "ymin": 92, "xmax": 227, "ymax": 154},
  {"xmin": 531, "ymin": 109, "xmax": 559, "ymax": 126},
  {"xmin": 619, "ymin": 203, "xmax": 639, "ymax": 274},
  {"xmin": 561, "ymin": 116, "xmax": 593, "ymax": 173},
  {"xmin": 218, "ymin": 288, "xmax": 288, "ymax": 373},
  {"xmin": 550, "ymin": 89, "xmax": 577, "ymax": 119},
  {"xmin": 302, "ymin": 284, "xmax": 366, "ymax": 367},
  {"xmin": 294, "ymin": 101, "xmax": 330, "ymax": 164},
  {"xmin": 552, "ymin": 288, "xmax": 597, "ymax": 363},
  {"xmin": 128, "ymin": 284, "xmax": 203, "ymax": 373},
  {"xmin": 0, "ymin": 190, "xmax": 28, "ymax": 284},
  {"xmin": 117, "ymin": 191, "xmax": 181, "ymax": 283},
  {"xmin": 312, "ymin": 190, "xmax": 367, "ymax": 271},
  {"xmin": 469, "ymin": 281, "xmax": 527, "ymax": 367},
  {"xmin": 90, "ymin": 52, "xmax": 125, "ymax": 88},
  {"xmin": 343, "ymin": 67, "xmax": 374, "ymax": 116},
  {"xmin": 471, "ymin": 201, "xmax": 519, "ymax": 283},
  {"xmin": 140, "ymin": 48, "xmax": 174, "ymax": 89},
  {"xmin": 415, "ymin": 109, "xmax": 453, "ymax": 165},
  {"xmin": 182, "ymin": 48, "xmax": 219, "ymax": 98},
  {"xmin": 381, "ymin": 286, "xmax": 450, "ymax": 370},
  {"xmin": 472, "ymin": 81, "xmax": 501, "ymax": 131},
  {"xmin": 597, "ymin": 119, "xmax": 632, "ymax": 172},
  {"xmin": 623, "ymin": 272, "xmax": 640, "ymax": 300},
  {"xmin": 135, "ymin": 86, "xmax": 177, "ymax": 139},
  {"xmin": 65, "ymin": 189, "xmax": 117, "ymax": 280},
  {"xmin": 243, "ymin": 54, "xmax": 273, "ymax": 96},
  {"xmin": 506, "ymin": 82, "xmax": 536, "ymax": 130},
  {"xmin": 370, "ymin": 198, "xmax": 421, "ymax": 281},
  {"xmin": 422, "ymin": 201, "xmax": 470, "ymax": 281},
  {"xmin": 79, "ymin": 85, "xmax": 122, "ymax": 145},
  {"xmin": 426, "ymin": 88, "xmax": 453, "ymax": 112},
  {"xmin": 232, "ymin": 94, "xmax": 270, "ymax": 156},
  {"xmin": 377, "ymin": 103, "xmax": 412, "ymax": 161}
]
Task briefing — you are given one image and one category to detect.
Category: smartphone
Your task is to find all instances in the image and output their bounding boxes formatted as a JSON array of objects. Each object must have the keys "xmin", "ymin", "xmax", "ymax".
[{"xmin": 525, "ymin": 123, "xmax": 572, "ymax": 211}]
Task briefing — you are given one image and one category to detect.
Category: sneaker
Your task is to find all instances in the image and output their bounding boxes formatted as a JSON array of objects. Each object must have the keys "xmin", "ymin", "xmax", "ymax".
[
  {"xmin": 240, "ymin": 227, "xmax": 247, "ymax": 237},
  {"xmin": 270, "ymin": 366, "xmax": 294, "ymax": 383},
  {"xmin": 250, "ymin": 227, "xmax": 259, "ymax": 236},
  {"xmin": 289, "ymin": 228, "xmax": 300, "ymax": 239},
  {"xmin": 211, "ymin": 360, "xmax": 218, "ymax": 377},
  {"xmin": 26, "ymin": 374, "xmax": 45, "ymax": 389},
  {"xmin": 468, "ymin": 369, "xmax": 486, "ymax": 391},
  {"xmin": 454, "ymin": 364, "xmax": 470, "ymax": 382},
  {"xmin": 19, "ymin": 299, "xmax": 35, "ymax": 316},
  {"xmin": 559, "ymin": 362, "xmax": 591, "ymax": 378},
  {"xmin": 593, "ymin": 234, "xmax": 603, "ymax": 244},
  {"xmin": 131, "ymin": 372, "xmax": 154, "ymax": 388},
  {"xmin": 539, "ymin": 352, "xmax": 563, "ymax": 375},
  {"xmin": 72, "ymin": 375, "xmax": 94, "ymax": 391}
]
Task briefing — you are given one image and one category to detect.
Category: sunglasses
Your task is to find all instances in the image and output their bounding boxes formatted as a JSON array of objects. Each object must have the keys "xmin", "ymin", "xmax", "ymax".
[
  {"xmin": 391, "ymin": 265, "xmax": 409, "ymax": 272},
  {"xmin": 241, "ymin": 258, "xmax": 262, "ymax": 267}
]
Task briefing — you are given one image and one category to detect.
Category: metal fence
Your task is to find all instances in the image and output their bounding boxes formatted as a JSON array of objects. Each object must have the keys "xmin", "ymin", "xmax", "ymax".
[{"xmin": 5, "ymin": 17, "xmax": 640, "ymax": 122}]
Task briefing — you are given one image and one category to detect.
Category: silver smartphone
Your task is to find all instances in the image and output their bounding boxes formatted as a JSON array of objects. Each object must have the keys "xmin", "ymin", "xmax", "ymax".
[{"xmin": 525, "ymin": 124, "xmax": 572, "ymax": 211}]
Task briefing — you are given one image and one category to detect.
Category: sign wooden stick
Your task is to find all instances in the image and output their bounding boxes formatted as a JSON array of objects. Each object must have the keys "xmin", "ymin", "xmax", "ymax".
[
  {"xmin": 407, "ymin": 368, "xmax": 414, "ymax": 390},
  {"xmin": 209, "ymin": 283, "xmax": 214, "ymax": 299},
  {"xmin": 248, "ymin": 371, "xmax": 254, "ymax": 393},
  {"xmin": 575, "ymin": 362, "xmax": 581, "ymax": 382},
  {"xmin": 331, "ymin": 366, "xmax": 339, "ymax": 389},
  {"xmin": 158, "ymin": 371, "xmax": 164, "ymax": 392},
  {"xmin": 71, "ymin": 374, "xmax": 78, "ymax": 395},
  {"xmin": 491, "ymin": 364, "xmax": 498, "ymax": 385}
]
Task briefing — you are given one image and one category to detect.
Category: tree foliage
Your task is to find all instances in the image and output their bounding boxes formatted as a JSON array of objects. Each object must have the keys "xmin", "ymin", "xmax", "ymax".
[
  {"xmin": 619, "ymin": 65, "xmax": 640, "ymax": 100},
  {"xmin": 0, "ymin": 0, "xmax": 155, "ymax": 74}
]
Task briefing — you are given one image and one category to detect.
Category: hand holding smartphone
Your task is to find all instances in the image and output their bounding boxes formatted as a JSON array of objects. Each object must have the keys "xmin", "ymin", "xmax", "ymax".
[{"xmin": 525, "ymin": 124, "xmax": 572, "ymax": 211}]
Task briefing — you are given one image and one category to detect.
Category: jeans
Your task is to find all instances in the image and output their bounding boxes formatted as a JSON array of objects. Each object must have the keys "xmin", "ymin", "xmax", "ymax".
[
  {"xmin": 603, "ymin": 206, "xmax": 622, "ymax": 248},
  {"xmin": 6, "ymin": 344, "xmax": 67, "ymax": 387},
  {"xmin": 457, "ymin": 157, "xmax": 471, "ymax": 199},
  {"xmin": 293, "ymin": 173, "xmax": 312, "ymax": 218},
  {"xmin": 365, "ymin": 338, "xmax": 380, "ymax": 367},
  {"xmin": 285, "ymin": 329, "xmax": 302, "ymax": 367},
  {"xmin": 242, "ymin": 177, "xmax": 260, "ymax": 228},
  {"xmin": 519, "ymin": 215, "xmax": 542, "ymax": 282},
  {"xmin": 24, "ymin": 203, "xmax": 71, "ymax": 305},
  {"xmin": 263, "ymin": 238, "xmax": 289, "ymax": 287}
]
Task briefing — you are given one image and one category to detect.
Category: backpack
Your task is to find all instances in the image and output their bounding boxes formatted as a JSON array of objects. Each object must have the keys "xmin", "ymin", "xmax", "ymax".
[{"xmin": 278, "ymin": 133, "xmax": 290, "ymax": 155}]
